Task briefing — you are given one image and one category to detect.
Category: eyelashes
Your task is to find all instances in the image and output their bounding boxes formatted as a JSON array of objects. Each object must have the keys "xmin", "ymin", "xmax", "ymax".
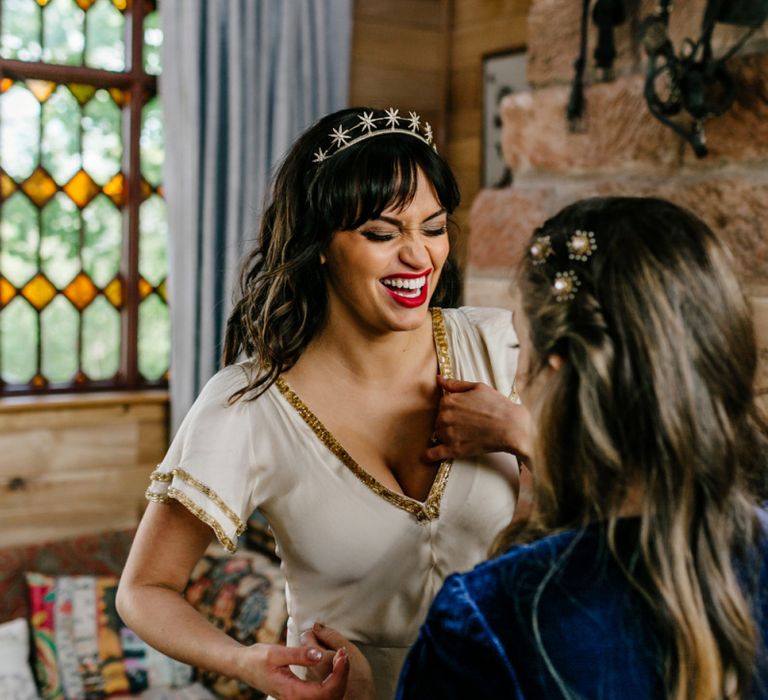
[{"xmin": 359, "ymin": 224, "xmax": 448, "ymax": 242}]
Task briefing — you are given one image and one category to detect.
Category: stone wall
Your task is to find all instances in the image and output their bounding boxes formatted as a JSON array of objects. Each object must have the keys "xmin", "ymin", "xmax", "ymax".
[{"xmin": 465, "ymin": 0, "xmax": 768, "ymax": 395}]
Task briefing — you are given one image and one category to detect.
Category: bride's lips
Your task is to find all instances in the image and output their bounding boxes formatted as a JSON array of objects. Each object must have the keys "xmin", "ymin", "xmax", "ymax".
[{"xmin": 380, "ymin": 269, "xmax": 432, "ymax": 308}]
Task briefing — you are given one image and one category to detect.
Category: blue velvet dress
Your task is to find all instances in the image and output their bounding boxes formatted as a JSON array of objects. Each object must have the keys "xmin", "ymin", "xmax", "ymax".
[{"xmin": 397, "ymin": 510, "xmax": 768, "ymax": 699}]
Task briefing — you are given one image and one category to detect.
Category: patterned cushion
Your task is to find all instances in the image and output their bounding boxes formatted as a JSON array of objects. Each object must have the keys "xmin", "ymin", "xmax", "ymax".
[
  {"xmin": 0, "ymin": 529, "xmax": 135, "ymax": 624},
  {"xmin": 26, "ymin": 573, "xmax": 193, "ymax": 699},
  {"xmin": 241, "ymin": 511, "xmax": 278, "ymax": 560},
  {"xmin": 0, "ymin": 618, "xmax": 40, "ymax": 700},
  {"xmin": 186, "ymin": 547, "xmax": 288, "ymax": 700}
]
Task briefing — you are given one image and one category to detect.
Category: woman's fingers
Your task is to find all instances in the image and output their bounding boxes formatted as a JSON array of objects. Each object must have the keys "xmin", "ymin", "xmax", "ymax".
[{"xmin": 436, "ymin": 375, "xmax": 477, "ymax": 393}]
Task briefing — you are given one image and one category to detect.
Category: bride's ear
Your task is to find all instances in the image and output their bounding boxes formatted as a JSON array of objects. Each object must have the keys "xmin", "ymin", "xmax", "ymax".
[{"xmin": 548, "ymin": 354, "xmax": 564, "ymax": 371}]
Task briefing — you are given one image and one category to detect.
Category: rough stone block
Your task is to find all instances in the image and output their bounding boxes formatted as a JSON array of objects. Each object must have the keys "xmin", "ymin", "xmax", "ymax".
[
  {"xmin": 500, "ymin": 74, "xmax": 682, "ymax": 175},
  {"xmin": 467, "ymin": 186, "xmax": 555, "ymax": 270},
  {"xmin": 527, "ymin": 0, "xmax": 768, "ymax": 88}
]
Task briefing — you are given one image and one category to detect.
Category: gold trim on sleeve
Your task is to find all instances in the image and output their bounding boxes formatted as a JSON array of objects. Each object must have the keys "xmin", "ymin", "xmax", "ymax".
[{"xmin": 274, "ymin": 308, "xmax": 455, "ymax": 523}]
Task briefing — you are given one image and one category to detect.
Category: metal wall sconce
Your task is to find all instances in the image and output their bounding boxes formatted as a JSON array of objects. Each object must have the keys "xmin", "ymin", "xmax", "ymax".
[{"xmin": 568, "ymin": 0, "xmax": 768, "ymax": 157}]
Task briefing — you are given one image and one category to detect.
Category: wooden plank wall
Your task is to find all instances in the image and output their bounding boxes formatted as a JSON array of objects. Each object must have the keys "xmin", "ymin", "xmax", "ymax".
[
  {"xmin": 447, "ymin": 0, "xmax": 531, "ymax": 265},
  {"xmin": 0, "ymin": 394, "xmax": 168, "ymax": 547},
  {"xmin": 349, "ymin": 0, "xmax": 451, "ymax": 150}
]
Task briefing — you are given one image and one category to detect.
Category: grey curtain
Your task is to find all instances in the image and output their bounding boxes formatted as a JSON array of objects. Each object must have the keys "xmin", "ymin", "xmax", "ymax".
[{"xmin": 161, "ymin": 0, "xmax": 352, "ymax": 432}]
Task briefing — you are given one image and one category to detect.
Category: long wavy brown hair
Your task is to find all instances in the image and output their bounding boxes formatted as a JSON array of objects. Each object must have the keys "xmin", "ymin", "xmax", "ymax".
[
  {"xmin": 221, "ymin": 107, "xmax": 461, "ymax": 401},
  {"xmin": 496, "ymin": 197, "xmax": 768, "ymax": 699}
]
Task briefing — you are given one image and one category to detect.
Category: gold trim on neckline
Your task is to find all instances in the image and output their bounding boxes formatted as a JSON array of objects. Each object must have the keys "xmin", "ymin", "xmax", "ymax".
[{"xmin": 275, "ymin": 307, "xmax": 454, "ymax": 522}]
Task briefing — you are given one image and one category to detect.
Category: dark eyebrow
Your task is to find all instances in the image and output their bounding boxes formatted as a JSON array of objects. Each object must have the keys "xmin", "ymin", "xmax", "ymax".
[{"xmin": 375, "ymin": 208, "xmax": 446, "ymax": 226}]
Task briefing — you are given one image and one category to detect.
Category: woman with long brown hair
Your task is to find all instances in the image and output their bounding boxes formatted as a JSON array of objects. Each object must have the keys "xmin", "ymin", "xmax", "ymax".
[
  {"xmin": 315, "ymin": 196, "xmax": 768, "ymax": 699},
  {"xmin": 116, "ymin": 107, "xmax": 524, "ymax": 699}
]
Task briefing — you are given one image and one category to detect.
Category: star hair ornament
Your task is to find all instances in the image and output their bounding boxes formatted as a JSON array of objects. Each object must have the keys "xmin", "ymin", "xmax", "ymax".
[{"xmin": 312, "ymin": 108, "xmax": 436, "ymax": 165}]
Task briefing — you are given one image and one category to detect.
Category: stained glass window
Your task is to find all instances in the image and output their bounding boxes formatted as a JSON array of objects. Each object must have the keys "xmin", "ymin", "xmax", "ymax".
[{"xmin": 0, "ymin": 0, "xmax": 168, "ymax": 394}]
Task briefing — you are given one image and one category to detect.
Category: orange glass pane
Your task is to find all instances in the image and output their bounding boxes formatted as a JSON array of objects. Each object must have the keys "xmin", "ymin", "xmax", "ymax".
[
  {"xmin": 1, "ymin": 78, "xmax": 15, "ymax": 93},
  {"xmin": 156, "ymin": 184, "xmax": 164, "ymax": 198},
  {"xmin": 157, "ymin": 279, "xmax": 167, "ymax": 301},
  {"xmin": 1, "ymin": 278, "xmax": 17, "ymax": 305},
  {"xmin": 27, "ymin": 80, "xmax": 56, "ymax": 103},
  {"xmin": 21, "ymin": 274, "xmax": 57, "ymax": 310},
  {"xmin": 63, "ymin": 272, "xmax": 98, "ymax": 310},
  {"xmin": 21, "ymin": 168, "xmax": 58, "ymax": 207},
  {"xmin": 1, "ymin": 172, "xmax": 17, "ymax": 199},
  {"xmin": 108, "ymin": 87, "xmax": 129, "ymax": 107},
  {"xmin": 36, "ymin": 0, "xmax": 51, "ymax": 6},
  {"xmin": 63, "ymin": 170, "xmax": 99, "ymax": 208},
  {"xmin": 32, "ymin": 374, "xmax": 47, "ymax": 387},
  {"xmin": 68, "ymin": 83, "xmax": 97, "ymax": 105},
  {"xmin": 76, "ymin": 0, "xmax": 97, "ymax": 8},
  {"xmin": 103, "ymin": 172, "xmax": 125, "ymax": 207},
  {"xmin": 138, "ymin": 277, "xmax": 152, "ymax": 300},
  {"xmin": 140, "ymin": 177, "xmax": 152, "ymax": 202},
  {"xmin": 74, "ymin": 370, "xmax": 88, "ymax": 384},
  {"xmin": 113, "ymin": 0, "xmax": 128, "ymax": 9},
  {"xmin": 104, "ymin": 277, "xmax": 123, "ymax": 308}
]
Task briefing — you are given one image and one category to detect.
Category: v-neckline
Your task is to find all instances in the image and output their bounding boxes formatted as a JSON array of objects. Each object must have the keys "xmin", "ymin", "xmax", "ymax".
[{"xmin": 275, "ymin": 308, "xmax": 454, "ymax": 522}]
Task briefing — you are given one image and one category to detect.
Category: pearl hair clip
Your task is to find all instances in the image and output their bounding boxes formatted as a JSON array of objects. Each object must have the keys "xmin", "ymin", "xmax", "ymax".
[
  {"xmin": 529, "ymin": 229, "xmax": 597, "ymax": 302},
  {"xmin": 312, "ymin": 108, "xmax": 436, "ymax": 164}
]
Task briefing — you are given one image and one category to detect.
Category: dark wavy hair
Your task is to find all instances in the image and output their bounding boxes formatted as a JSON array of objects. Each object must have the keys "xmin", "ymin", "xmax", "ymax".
[
  {"xmin": 222, "ymin": 107, "xmax": 461, "ymax": 400},
  {"xmin": 496, "ymin": 197, "xmax": 768, "ymax": 699}
]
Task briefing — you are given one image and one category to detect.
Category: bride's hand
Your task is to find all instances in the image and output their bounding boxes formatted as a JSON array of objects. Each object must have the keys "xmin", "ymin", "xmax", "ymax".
[{"xmin": 307, "ymin": 624, "xmax": 376, "ymax": 700}]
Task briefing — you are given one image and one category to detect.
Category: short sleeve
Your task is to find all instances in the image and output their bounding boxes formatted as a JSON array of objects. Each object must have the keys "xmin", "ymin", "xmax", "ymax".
[
  {"xmin": 145, "ymin": 365, "xmax": 256, "ymax": 552},
  {"xmin": 396, "ymin": 574, "xmax": 525, "ymax": 699},
  {"xmin": 442, "ymin": 307, "xmax": 518, "ymax": 398}
]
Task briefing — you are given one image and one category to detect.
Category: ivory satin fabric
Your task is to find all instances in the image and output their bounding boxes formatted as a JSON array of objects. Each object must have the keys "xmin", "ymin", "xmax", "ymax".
[{"xmin": 146, "ymin": 307, "xmax": 519, "ymax": 698}]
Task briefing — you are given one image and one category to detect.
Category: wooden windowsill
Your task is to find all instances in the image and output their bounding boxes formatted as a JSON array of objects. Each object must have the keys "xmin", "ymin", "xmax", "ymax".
[{"xmin": 0, "ymin": 390, "xmax": 169, "ymax": 413}]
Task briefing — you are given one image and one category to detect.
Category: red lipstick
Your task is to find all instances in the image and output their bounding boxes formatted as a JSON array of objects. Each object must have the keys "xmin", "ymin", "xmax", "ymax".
[{"xmin": 380, "ymin": 269, "xmax": 432, "ymax": 308}]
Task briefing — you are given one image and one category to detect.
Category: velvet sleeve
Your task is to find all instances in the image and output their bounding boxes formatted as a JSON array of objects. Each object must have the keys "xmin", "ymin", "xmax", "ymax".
[{"xmin": 395, "ymin": 573, "xmax": 526, "ymax": 700}]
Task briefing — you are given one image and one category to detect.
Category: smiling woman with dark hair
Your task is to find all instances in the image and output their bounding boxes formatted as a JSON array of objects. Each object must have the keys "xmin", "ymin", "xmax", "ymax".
[{"xmin": 116, "ymin": 107, "xmax": 526, "ymax": 700}]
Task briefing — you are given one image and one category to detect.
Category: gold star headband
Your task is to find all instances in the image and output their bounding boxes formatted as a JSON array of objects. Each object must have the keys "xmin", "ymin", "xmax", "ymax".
[
  {"xmin": 312, "ymin": 108, "xmax": 436, "ymax": 164},
  {"xmin": 529, "ymin": 229, "xmax": 597, "ymax": 302}
]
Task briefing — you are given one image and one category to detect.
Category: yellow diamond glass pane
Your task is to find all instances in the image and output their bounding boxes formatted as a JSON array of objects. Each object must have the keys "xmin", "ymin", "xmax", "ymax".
[
  {"xmin": 37, "ymin": 0, "xmax": 52, "ymax": 6},
  {"xmin": 157, "ymin": 279, "xmax": 167, "ymax": 302},
  {"xmin": 1, "ymin": 172, "xmax": 16, "ymax": 199},
  {"xmin": 0, "ymin": 79, "xmax": 13, "ymax": 93},
  {"xmin": 68, "ymin": 83, "xmax": 97, "ymax": 105},
  {"xmin": 112, "ymin": 0, "xmax": 127, "ymax": 10},
  {"xmin": 103, "ymin": 172, "xmax": 125, "ymax": 207},
  {"xmin": 138, "ymin": 277, "xmax": 152, "ymax": 300},
  {"xmin": 63, "ymin": 169, "xmax": 99, "ymax": 208},
  {"xmin": 0, "ymin": 278, "xmax": 16, "ymax": 305},
  {"xmin": 140, "ymin": 177, "xmax": 152, "ymax": 202},
  {"xmin": 21, "ymin": 273, "xmax": 57, "ymax": 310},
  {"xmin": 76, "ymin": 0, "xmax": 97, "ymax": 9},
  {"xmin": 104, "ymin": 277, "xmax": 123, "ymax": 307},
  {"xmin": 21, "ymin": 167, "xmax": 58, "ymax": 207},
  {"xmin": 108, "ymin": 87, "xmax": 129, "ymax": 108},
  {"xmin": 63, "ymin": 271, "xmax": 98, "ymax": 310},
  {"xmin": 27, "ymin": 80, "xmax": 56, "ymax": 103}
]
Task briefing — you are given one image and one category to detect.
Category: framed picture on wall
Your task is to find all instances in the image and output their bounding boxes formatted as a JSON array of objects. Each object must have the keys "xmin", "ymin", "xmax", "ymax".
[{"xmin": 482, "ymin": 49, "xmax": 528, "ymax": 188}]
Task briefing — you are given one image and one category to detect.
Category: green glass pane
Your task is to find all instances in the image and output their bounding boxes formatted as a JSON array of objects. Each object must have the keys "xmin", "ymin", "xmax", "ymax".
[
  {"xmin": 1, "ymin": 0, "xmax": 42, "ymax": 62},
  {"xmin": 42, "ymin": 0, "xmax": 85, "ymax": 66},
  {"xmin": 41, "ymin": 85, "xmax": 82, "ymax": 185},
  {"xmin": 139, "ymin": 195, "xmax": 166, "ymax": 286},
  {"xmin": 138, "ymin": 292, "xmax": 169, "ymax": 381},
  {"xmin": 81, "ymin": 295, "xmax": 119, "ymax": 379},
  {"xmin": 1, "ymin": 84, "xmax": 41, "ymax": 181},
  {"xmin": 1, "ymin": 192, "xmax": 39, "ymax": 287},
  {"xmin": 41, "ymin": 193, "xmax": 80, "ymax": 288},
  {"xmin": 143, "ymin": 9, "xmax": 162, "ymax": 75},
  {"xmin": 1, "ymin": 296, "xmax": 37, "ymax": 384},
  {"xmin": 82, "ymin": 194, "xmax": 121, "ymax": 287},
  {"xmin": 82, "ymin": 89, "xmax": 121, "ymax": 185},
  {"xmin": 140, "ymin": 96, "xmax": 163, "ymax": 187},
  {"xmin": 41, "ymin": 295, "xmax": 78, "ymax": 382},
  {"xmin": 85, "ymin": 0, "xmax": 125, "ymax": 71}
]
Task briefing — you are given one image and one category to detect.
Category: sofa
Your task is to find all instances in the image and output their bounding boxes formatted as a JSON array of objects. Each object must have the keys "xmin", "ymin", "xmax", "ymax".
[{"xmin": 0, "ymin": 519, "xmax": 287, "ymax": 700}]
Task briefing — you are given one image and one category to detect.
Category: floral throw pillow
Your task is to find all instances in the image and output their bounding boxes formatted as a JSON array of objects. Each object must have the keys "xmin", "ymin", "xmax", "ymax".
[
  {"xmin": 186, "ymin": 547, "xmax": 288, "ymax": 700},
  {"xmin": 26, "ymin": 573, "xmax": 193, "ymax": 700}
]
